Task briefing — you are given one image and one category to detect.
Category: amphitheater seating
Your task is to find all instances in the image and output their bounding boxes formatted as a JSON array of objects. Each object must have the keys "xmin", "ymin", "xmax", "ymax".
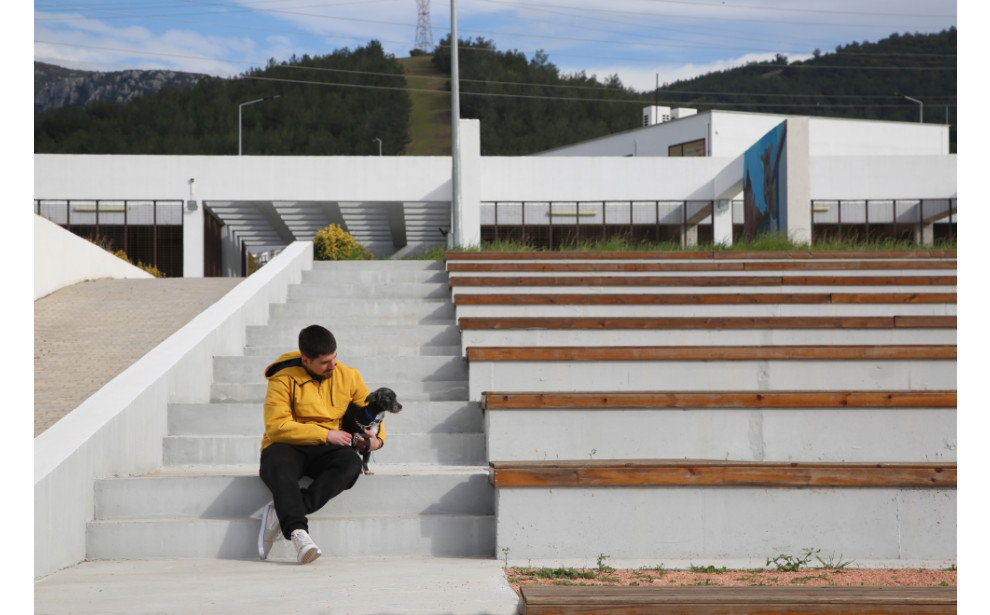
[{"xmin": 449, "ymin": 250, "xmax": 957, "ymax": 565}]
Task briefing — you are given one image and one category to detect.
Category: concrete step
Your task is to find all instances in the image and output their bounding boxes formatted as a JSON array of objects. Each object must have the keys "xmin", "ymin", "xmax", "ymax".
[
  {"xmin": 243, "ymin": 344, "xmax": 463, "ymax": 357},
  {"xmin": 245, "ymin": 323, "xmax": 461, "ymax": 348},
  {"xmin": 312, "ymin": 260, "xmax": 444, "ymax": 272},
  {"xmin": 169, "ymin": 401, "xmax": 484, "ymax": 436},
  {"xmin": 453, "ymin": 302, "xmax": 956, "ymax": 319},
  {"xmin": 94, "ymin": 466, "xmax": 493, "ymax": 519},
  {"xmin": 163, "ymin": 434, "xmax": 487, "ymax": 466},
  {"xmin": 302, "ymin": 268, "xmax": 449, "ymax": 285},
  {"xmin": 289, "ymin": 283, "xmax": 451, "ymax": 300},
  {"xmin": 212, "ymin": 381, "xmax": 470, "ymax": 403},
  {"xmin": 468, "ymin": 359, "xmax": 956, "ymax": 399},
  {"xmin": 213, "ymin": 355, "xmax": 468, "ymax": 384},
  {"xmin": 87, "ymin": 514, "xmax": 495, "ymax": 560},
  {"xmin": 485, "ymin": 407, "xmax": 957, "ymax": 463},
  {"xmin": 269, "ymin": 300, "xmax": 456, "ymax": 323},
  {"xmin": 459, "ymin": 328, "xmax": 956, "ymax": 352}
]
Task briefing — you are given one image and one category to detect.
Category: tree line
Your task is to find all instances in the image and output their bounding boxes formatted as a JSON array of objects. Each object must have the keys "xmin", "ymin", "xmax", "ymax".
[{"xmin": 34, "ymin": 29, "xmax": 955, "ymax": 156}]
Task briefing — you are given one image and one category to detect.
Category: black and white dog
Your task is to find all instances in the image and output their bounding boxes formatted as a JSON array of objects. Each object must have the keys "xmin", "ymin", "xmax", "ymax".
[{"xmin": 340, "ymin": 387, "xmax": 402, "ymax": 475}]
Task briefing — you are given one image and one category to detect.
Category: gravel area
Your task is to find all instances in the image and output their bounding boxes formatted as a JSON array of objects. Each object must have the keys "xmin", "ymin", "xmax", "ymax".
[{"xmin": 506, "ymin": 566, "xmax": 956, "ymax": 593}]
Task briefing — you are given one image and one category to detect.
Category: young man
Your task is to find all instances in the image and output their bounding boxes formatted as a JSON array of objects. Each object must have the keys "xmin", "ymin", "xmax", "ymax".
[{"xmin": 257, "ymin": 324, "xmax": 384, "ymax": 564}]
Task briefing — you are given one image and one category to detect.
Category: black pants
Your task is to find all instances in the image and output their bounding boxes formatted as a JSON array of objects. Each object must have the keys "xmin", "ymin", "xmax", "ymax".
[{"xmin": 259, "ymin": 442, "xmax": 363, "ymax": 539}]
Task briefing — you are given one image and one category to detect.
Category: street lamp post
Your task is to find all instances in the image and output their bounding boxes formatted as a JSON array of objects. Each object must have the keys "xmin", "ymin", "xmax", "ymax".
[
  {"xmin": 239, "ymin": 95, "xmax": 280, "ymax": 155},
  {"xmin": 896, "ymin": 93, "xmax": 923, "ymax": 123}
]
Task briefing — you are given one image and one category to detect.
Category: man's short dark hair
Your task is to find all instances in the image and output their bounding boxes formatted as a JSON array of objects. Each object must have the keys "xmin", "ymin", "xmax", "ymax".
[{"xmin": 298, "ymin": 324, "xmax": 337, "ymax": 359}]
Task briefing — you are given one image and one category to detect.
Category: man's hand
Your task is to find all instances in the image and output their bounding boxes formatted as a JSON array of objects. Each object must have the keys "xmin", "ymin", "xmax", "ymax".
[
  {"xmin": 325, "ymin": 430, "xmax": 353, "ymax": 447},
  {"xmin": 354, "ymin": 429, "xmax": 382, "ymax": 452}
]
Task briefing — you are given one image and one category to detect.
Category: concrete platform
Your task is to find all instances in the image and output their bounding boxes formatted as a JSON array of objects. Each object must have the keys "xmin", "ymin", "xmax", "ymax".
[{"xmin": 34, "ymin": 557, "xmax": 520, "ymax": 615}]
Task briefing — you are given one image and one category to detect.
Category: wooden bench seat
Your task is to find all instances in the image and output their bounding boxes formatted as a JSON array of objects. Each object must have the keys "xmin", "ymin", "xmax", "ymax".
[
  {"xmin": 454, "ymin": 292, "xmax": 958, "ymax": 305},
  {"xmin": 459, "ymin": 316, "xmax": 956, "ymax": 331},
  {"xmin": 467, "ymin": 345, "xmax": 957, "ymax": 362},
  {"xmin": 489, "ymin": 460, "xmax": 956, "ymax": 488},
  {"xmin": 445, "ymin": 249, "xmax": 957, "ymax": 261},
  {"xmin": 518, "ymin": 585, "xmax": 957, "ymax": 615},
  {"xmin": 447, "ymin": 259, "xmax": 956, "ymax": 273},
  {"xmin": 481, "ymin": 390, "xmax": 957, "ymax": 410},
  {"xmin": 449, "ymin": 275, "xmax": 957, "ymax": 288}
]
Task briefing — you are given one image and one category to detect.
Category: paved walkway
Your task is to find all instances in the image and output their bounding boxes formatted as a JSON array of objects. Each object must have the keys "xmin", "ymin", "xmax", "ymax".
[{"xmin": 34, "ymin": 277, "xmax": 243, "ymax": 436}]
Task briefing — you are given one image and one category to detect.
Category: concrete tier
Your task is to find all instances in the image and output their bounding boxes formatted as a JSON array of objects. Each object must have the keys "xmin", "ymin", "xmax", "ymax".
[
  {"xmin": 494, "ymin": 485, "xmax": 955, "ymax": 562},
  {"xmin": 460, "ymin": 328, "xmax": 955, "ymax": 353},
  {"xmin": 468, "ymin": 359, "xmax": 956, "ymax": 399},
  {"xmin": 484, "ymin": 407, "xmax": 956, "ymax": 462}
]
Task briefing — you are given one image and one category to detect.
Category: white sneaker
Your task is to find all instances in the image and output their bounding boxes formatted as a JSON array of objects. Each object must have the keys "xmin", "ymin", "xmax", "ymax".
[
  {"xmin": 258, "ymin": 502, "xmax": 281, "ymax": 560},
  {"xmin": 290, "ymin": 529, "xmax": 322, "ymax": 565}
]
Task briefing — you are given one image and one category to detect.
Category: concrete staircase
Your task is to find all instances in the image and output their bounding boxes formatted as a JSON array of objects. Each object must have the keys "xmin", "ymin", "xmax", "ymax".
[{"xmin": 88, "ymin": 260, "xmax": 495, "ymax": 561}]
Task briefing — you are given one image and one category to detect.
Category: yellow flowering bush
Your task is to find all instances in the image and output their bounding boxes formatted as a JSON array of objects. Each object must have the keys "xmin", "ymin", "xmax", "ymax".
[{"xmin": 313, "ymin": 224, "xmax": 374, "ymax": 261}]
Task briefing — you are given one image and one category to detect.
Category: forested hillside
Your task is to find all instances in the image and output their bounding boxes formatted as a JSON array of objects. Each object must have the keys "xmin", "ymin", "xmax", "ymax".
[
  {"xmin": 34, "ymin": 29, "xmax": 954, "ymax": 155},
  {"xmin": 437, "ymin": 28, "xmax": 955, "ymax": 154},
  {"xmin": 34, "ymin": 41, "xmax": 411, "ymax": 156},
  {"xmin": 431, "ymin": 36, "xmax": 646, "ymax": 155}
]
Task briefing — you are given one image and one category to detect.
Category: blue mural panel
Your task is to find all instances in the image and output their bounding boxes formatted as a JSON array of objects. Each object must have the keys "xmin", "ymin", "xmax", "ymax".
[{"xmin": 743, "ymin": 121, "xmax": 787, "ymax": 240}]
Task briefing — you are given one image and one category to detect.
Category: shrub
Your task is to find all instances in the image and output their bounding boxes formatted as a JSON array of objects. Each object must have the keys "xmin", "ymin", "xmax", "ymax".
[{"xmin": 313, "ymin": 224, "xmax": 374, "ymax": 261}]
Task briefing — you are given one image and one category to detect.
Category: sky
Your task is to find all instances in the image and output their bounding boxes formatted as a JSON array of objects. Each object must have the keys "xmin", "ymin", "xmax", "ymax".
[{"xmin": 33, "ymin": 0, "xmax": 958, "ymax": 93}]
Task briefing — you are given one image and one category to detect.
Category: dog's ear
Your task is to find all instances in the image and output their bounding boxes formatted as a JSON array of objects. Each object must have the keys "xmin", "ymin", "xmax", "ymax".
[{"xmin": 365, "ymin": 388, "xmax": 386, "ymax": 406}]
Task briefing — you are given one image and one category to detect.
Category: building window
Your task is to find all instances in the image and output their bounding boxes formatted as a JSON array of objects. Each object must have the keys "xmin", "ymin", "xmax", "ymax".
[{"xmin": 669, "ymin": 138, "xmax": 706, "ymax": 157}]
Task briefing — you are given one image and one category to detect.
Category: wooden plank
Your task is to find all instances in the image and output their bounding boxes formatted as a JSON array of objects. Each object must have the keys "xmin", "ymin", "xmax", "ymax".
[
  {"xmin": 520, "ymin": 586, "xmax": 957, "ymax": 615},
  {"xmin": 444, "ymin": 250, "xmax": 957, "ymax": 261},
  {"xmin": 453, "ymin": 292, "xmax": 956, "ymax": 305},
  {"xmin": 458, "ymin": 316, "xmax": 958, "ymax": 331},
  {"xmin": 895, "ymin": 316, "xmax": 957, "ymax": 328},
  {"xmin": 455, "ymin": 293, "xmax": 833, "ymax": 305},
  {"xmin": 480, "ymin": 391, "xmax": 958, "ymax": 410},
  {"xmin": 830, "ymin": 293, "xmax": 957, "ymax": 304},
  {"xmin": 448, "ymin": 275, "xmax": 956, "ymax": 287},
  {"xmin": 466, "ymin": 345, "xmax": 957, "ymax": 362},
  {"xmin": 780, "ymin": 276, "xmax": 956, "ymax": 286},
  {"xmin": 490, "ymin": 460, "xmax": 957, "ymax": 488},
  {"xmin": 446, "ymin": 261, "xmax": 955, "ymax": 273}
]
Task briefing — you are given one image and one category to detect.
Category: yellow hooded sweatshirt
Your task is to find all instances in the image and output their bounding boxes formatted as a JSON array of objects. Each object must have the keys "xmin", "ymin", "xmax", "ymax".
[{"xmin": 261, "ymin": 350, "xmax": 383, "ymax": 451}]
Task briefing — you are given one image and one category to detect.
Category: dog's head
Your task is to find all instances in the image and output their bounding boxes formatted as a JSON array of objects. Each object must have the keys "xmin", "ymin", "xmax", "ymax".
[{"xmin": 366, "ymin": 387, "xmax": 402, "ymax": 415}]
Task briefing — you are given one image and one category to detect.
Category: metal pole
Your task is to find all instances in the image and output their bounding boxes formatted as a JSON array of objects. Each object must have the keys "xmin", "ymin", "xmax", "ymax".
[
  {"xmin": 373, "ymin": 138, "xmax": 382, "ymax": 156},
  {"xmin": 450, "ymin": 0, "xmax": 461, "ymax": 248}
]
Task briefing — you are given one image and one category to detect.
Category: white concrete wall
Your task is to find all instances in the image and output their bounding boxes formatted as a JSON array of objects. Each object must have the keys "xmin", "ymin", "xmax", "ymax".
[
  {"xmin": 481, "ymin": 156, "xmax": 736, "ymax": 202},
  {"xmin": 811, "ymin": 155, "xmax": 957, "ymax": 199},
  {"xmin": 34, "ymin": 155, "xmax": 452, "ymax": 203},
  {"xmin": 34, "ymin": 215, "xmax": 152, "ymax": 300},
  {"xmin": 34, "ymin": 241, "xmax": 313, "ymax": 579},
  {"xmin": 537, "ymin": 110, "xmax": 950, "ymax": 159}
]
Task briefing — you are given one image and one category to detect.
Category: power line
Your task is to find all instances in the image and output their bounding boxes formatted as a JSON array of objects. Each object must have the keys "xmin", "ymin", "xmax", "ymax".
[{"xmin": 245, "ymin": 73, "xmax": 956, "ymax": 110}]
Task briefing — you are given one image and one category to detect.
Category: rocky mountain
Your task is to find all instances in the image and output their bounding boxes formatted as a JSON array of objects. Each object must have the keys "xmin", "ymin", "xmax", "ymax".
[{"xmin": 35, "ymin": 61, "xmax": 207, "ymax": 116}]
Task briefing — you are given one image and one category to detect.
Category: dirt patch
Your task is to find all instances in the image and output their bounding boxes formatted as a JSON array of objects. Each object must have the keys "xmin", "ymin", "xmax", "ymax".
[{"xmin": 505, "ymin": 566, "xmax": 956, "ymax": 594}]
